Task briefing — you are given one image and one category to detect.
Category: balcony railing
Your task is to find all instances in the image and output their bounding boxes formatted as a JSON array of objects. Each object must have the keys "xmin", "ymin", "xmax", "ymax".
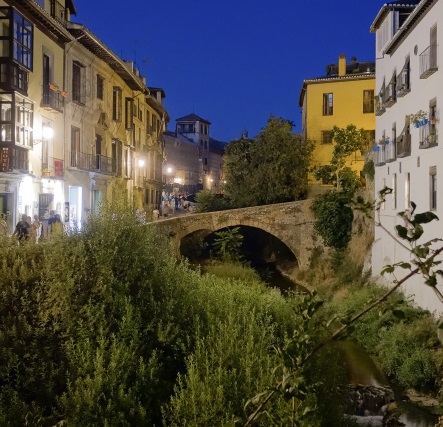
[
  {"xmin": 373, "ymin": 145, "xmax": 386, "ymax": 166},
  {"xmin": 385, "ymin": 140, "xmax": 396, "ymax": 162},
  {"xmin": 384, "ymin": 83, "xmax": 396, "ymax": 108},
  {"xmin": 42, "ymin": 85, "xmax": 64, "ymax": 113},
  {"xmin": 419, "ymin": 123, "xmax": 438, "ymax": 149},
  {"xmin": 95, "ymin": 154, "xmax": 114, "ymax": 175},
  {"xmin": 396, "ymin": 134, "xmax": 411, "ymax": 158},
  {"xmin": 69, "ymin": 150, "xmax": 116, "ymax": 176},
  {"xmin": 420, "ymin": 46, "xmax": 438, "ymax": 78},
  {"xmin": 50, "ymin": 0, "xmax": 66, "ymax": 26},
  {"xmin": 42, "ymin": 156, "xmax": 63, "ymax": 177}
]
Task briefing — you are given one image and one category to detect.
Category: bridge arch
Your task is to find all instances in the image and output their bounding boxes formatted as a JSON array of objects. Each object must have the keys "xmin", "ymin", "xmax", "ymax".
[{"xmin": 155, "ymin": 200, "xmax": 316, "ymax": 268}]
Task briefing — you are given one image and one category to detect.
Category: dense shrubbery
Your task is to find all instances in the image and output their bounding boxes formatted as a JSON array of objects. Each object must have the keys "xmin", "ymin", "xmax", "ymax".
[
  {"xmin": 0, "ymin": 200, "xmax": 335, "ymax": 426},
  {"xmin": 195, "ymin": 190, "xmax": 231, "ymax": 212},
  {"xmin": 309, "ymin": 250, "xmax": 443, "ymax": 396}
]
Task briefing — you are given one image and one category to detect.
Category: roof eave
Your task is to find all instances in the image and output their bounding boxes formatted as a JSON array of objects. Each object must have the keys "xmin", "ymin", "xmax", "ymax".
[{"xmin": 67, "ymin": 22, "xmax": 145, "ymax": 92}]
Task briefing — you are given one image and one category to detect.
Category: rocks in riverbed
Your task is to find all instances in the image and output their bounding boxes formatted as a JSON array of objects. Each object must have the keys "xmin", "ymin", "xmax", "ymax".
[{"xmin": 347, "ymin": 384, "xmax": 395, "ymax": 416}]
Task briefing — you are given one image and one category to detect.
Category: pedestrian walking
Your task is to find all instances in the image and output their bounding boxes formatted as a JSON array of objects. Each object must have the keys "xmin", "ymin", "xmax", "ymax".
[{"xmin": 12, "ymin": 214, "xmax": 30, "ymax": 241}]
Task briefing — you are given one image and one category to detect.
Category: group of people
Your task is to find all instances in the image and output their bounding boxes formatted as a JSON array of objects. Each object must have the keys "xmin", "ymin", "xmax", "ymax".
[
  {"xmin": 0, "ymin": 211, "xmax": 63, "ymax": 242},
  {"xmin": 160, "ymin": 191, "xmax": 190, "ymax": 218}
]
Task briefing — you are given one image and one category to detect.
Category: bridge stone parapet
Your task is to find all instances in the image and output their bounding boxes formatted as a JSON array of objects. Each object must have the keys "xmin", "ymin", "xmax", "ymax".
[{"xmin": 155, "ymin": 200, "xmax": 316, "ymax": 268}]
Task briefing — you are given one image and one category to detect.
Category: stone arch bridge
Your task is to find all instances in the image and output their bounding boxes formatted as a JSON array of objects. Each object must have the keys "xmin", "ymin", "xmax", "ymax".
[{"xmin": 155, "ymin": 200, "xmax": 316, "ymax": 268}]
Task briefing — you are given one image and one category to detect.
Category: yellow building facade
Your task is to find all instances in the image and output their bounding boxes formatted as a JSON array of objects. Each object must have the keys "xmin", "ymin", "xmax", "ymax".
[{"xmin": 299, "ymin": 54, "xmax": 376, "ymax": 190}]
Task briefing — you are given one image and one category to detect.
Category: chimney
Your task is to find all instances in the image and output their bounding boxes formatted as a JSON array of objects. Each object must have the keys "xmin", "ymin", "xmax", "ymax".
[{"xmin": 338, "ymin": 54, "xmax": 346, "ymax": 77}]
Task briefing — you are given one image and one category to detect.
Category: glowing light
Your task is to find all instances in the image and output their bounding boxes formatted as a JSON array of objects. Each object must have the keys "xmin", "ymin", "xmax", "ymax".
[
  {"xmin": 138, "ymin": 159, "xmax": 145, "ymax": 167},
  {"xmin": 174, "ymin": 177, "xmax": 182, "ymax": 184},
  {"xmin": 42, "ymin": 125, "xmax": 54, "ymax": 139},
  {"xmin": 167, "ymin": 167, "xmax": 173, "ymax": 174}
]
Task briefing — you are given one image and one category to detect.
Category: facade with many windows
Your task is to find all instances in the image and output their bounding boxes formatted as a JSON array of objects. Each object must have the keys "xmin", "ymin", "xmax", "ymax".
[
  {"xmin": 163, "ymin": 113, "xmax": 226, "ymax": 194},
  {"xmin": 371, "ymin": 0, "xmax": 443, "ymax": 314},
  {"xmin": 0, "ymin": 0, "xmax": 168, "ymax": 234},
  {"xmin": 299, "ymin": 54, "xmax": 376, "ymax": 193}
]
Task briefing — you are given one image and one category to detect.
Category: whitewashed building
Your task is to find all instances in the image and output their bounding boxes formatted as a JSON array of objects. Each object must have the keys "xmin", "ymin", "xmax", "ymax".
[{"xmin": 370, "ymin": 0, "xmax": 443, "ymax": 314}]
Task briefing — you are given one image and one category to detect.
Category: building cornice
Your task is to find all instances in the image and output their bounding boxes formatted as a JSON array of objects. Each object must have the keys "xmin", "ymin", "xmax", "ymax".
[
  {"xmin": 298, "ymin": 72, "xmax": 375, "ymax": 107},
  {"xmin": 67, "ymin": 22, "xmax": 146, "ymax": 92}
]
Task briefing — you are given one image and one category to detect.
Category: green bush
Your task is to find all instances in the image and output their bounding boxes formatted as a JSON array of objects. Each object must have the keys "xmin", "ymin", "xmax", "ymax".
[
  {"xmin": 195, "ymin": 190, "xmax": 231, "ymax": 212},
  {"xmin": 311, "ymin": 190, "xmax": 353, "ymax": 249}
]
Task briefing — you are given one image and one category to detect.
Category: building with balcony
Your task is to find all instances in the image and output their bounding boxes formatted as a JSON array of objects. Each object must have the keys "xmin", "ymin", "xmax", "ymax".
[
  {"xmin": 0, "ymin": 0, "xmax": 169, "ymax": 233},
  {"xmin": 63, "ymin": 24, "xmax": 168, "ymax": 225},
  {"xmin": 370, "ymin": 0, "xmax": 443, "ymax": 314},
  {"xmin": 163, "ymin": 113, "xmax": 226, "ymax": 195},
  {"xmin": 299, "ymin": 54, "xmax": 376, "ymax": 194},
  {"xmin": 0, "ymin": 0, "xmax": 74, "ymax": 233}
]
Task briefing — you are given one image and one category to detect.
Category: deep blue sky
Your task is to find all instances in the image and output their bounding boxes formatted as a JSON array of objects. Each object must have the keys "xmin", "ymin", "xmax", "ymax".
[{"xmin": 72, "ymin": 0, "xmax": 383, "ymax": 142}]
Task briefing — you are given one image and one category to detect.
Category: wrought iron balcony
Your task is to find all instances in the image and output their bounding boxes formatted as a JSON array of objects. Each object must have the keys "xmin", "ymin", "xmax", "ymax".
[
  {"xmin": 419, "ymin": 123, "xmax": 438, "ymax": 149},
  {"xmin": 42, "ymin": 85, "xmax": 64, "ymax": 113},
  {"xmin": 373, "ymin": 145, "xmax": 386, "ymax": 166},
  {"xmin": 385, "ymin": 140, "xmax": 396, "ymax": 163},
  {"xmin": 384, "ymin": 83, "xmax": 396, "ymax": 108},
  {"xmin": 69, "ymin": 150, "xmax": 116, "ymax": 176},
  {"xmin": 420, "ymin": 46, "xmax": 438, "ymax": 79}
]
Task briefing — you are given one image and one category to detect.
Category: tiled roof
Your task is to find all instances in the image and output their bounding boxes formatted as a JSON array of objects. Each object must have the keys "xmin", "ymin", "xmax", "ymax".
[{"xmin": 175, "ymin": 113, "xmax": 211, "ymax": 124}]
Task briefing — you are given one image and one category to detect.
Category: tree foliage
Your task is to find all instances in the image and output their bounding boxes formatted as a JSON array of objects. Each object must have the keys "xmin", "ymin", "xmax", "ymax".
[
  {"xmin": 224, "ymin": 116, "xmax": 314, "ymax": 207},
  {"xmin": 312, "ymin": 124, "xmax": 367, "ymax": 195},
  {"xmin": 311, "ymin": 191, "xmax": 354, "ymax": 249}
]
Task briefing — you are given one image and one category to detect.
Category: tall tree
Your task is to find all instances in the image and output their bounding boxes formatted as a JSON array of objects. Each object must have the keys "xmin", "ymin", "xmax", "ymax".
[{"xmin": 224, "ymin": 116, "xmax": 314, "ymax": 207}]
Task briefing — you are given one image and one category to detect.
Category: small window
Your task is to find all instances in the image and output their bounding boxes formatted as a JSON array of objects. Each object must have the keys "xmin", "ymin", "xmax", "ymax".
[
  {"xmin": 112, "ymin": 87, "xmax": 122, "ymax": 122},
  {"xmin": 321, "ymin": 130, "xmax": 333, "ymax": 144},
  {"xmin": 96, "ymin": 75, "xmax": 104, "ymax": 100},
  {"xmin": 430, "ymin": 166, "xmax": 437, "ymax": 210},
  {"xmin": 363, "ymin": 90, "xmax": 374, "ymax": 113},
  {"xmin": 322, "ymin": 93, "xmax": 333, "ymax": 115},
  {"xmin": 72, "ymin": 61, "xmax": 85, "ymax": 104},
  {"xmin": 125, "ymin": 97, "xmax": 133, "ymax": 130},
  {"xmin": 392, "ymin": 173, "xmax": 397, "ymax": 209}
]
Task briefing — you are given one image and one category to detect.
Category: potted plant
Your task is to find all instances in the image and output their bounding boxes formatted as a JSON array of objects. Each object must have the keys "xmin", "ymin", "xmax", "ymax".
[{"xmin": 409, "ymin": 110, "xmax": 428, "ymax": 127}]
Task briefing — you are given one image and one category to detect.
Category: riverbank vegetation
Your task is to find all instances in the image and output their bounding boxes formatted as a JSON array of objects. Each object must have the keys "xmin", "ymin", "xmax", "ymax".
[
  {"xmin": 0, "ymin": 200, "xmax": 350, "ymax": 426},
  {"xmin": 297, "ymin": 213, "xmax": 443, "ymax": 414}
]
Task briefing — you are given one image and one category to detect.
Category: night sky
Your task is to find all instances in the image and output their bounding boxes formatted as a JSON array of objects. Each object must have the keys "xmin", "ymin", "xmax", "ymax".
[{"xmin": 71, "ymin": 0, "xmax": 383, "ymax": 142}]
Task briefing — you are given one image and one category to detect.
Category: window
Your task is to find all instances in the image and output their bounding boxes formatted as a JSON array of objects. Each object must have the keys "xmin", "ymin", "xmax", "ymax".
[
  {"xmin": 405, "ymin": 173, "xmax": 410, "ymax": 209},
  {"xmin": 12, "ymin": 10, "xmax": 33, "ymax": 70},
  {"xmin": 429, "ymin": 98, "xmax": 437, "ymax": 143},
  {"xmin": 96, "ymin": 75, "xmax": 104, "ymax": 100},
  {"xmin": 70, "ymin": 126, "xmax": 80, "ymax": 167},
  {"xmin": 146, "ymin": 110, "xmax": 150, "ymax": 132},
  {"xmin": 72, "ymin": 61, "xmax": 85, "ymax": 104},
  {"xmin": 151, "ymin": 114, "xmax": 156, "ymax": 133},
  {"xmin": 363, "ymin": 90, "xmax": 374, "ymax": 113},
  {"xmin": 125, "ymin": 97, "xmax": 133, "ymax": 130},
  {"xmin": 392, "ymin": 173, "xmax": 397, "ymax": 209},
  {"xmin": 112, "ymin": 87, "xmax": 122, "ymax": 121},
  {"xmin": 322, "ymin": 93, "xmax": 333, "ymax": 115},
  {"xmin": 321, "ymin": 130, "xmax": 333, "ymax": 144},
  {"xmin": 430, "ymin": 166, "xmax": 437, "ymax": 210}
]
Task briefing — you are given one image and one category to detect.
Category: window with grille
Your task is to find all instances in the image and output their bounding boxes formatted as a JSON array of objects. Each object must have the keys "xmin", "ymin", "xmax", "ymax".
[
  {"xmin": 321, "ymin": 130, "xmax": 333, "ymax": 144},
  {"xmin": 125, "ymin": 97, "xmax": 133, "ymax": 130}
]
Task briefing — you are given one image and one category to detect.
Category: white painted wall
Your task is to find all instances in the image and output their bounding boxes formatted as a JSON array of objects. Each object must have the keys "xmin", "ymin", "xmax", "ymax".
[{"xmin": 372, "ymin": 1, "xmax": 443, "ymax": 316}]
